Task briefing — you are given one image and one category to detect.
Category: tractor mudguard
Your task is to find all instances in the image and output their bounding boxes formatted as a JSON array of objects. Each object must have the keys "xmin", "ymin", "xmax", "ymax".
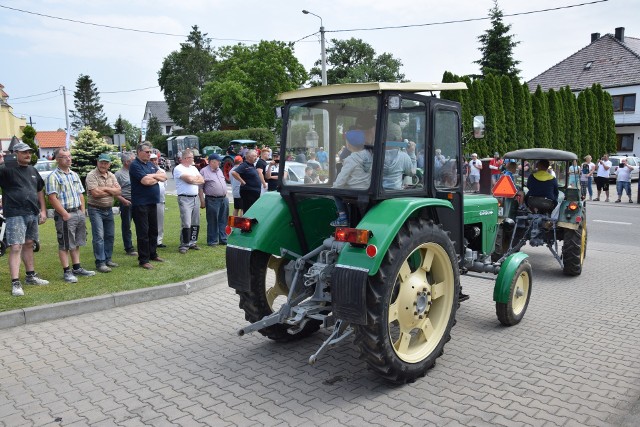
[
  {"xmin": 337, "ymin": 198, "xmax": 453, "ymax": 275},
  {"xmin": 227, "ymin": 192, "xmax": 336, "ymax": 257},
  {"xmin": 493, "ymin": 252, "xmax": 530, "ymax": 303}
]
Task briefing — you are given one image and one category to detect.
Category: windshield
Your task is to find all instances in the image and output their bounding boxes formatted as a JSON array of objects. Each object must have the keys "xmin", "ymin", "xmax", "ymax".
[{"xmin": 282, "ymin": 95, "xmax": 378, "ymax": 189}]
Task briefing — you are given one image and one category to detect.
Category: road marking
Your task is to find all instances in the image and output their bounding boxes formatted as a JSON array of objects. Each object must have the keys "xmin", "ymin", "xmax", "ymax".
[{"xmin": 592, "ymin": 220, "xmax": 632, "ymax": 225}]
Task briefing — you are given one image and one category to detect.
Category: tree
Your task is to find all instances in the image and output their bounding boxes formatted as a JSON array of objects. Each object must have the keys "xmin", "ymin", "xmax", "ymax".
[
  {"xmin": 309, "ymin": 38, "xmax": 405, "ymax": 85},
  {"xmin": 158, "ymin": 25, "xmax": 216, "ymax": 133},
  {"xmin": 69, "ymin": 75, "xmax": 112, "ymax": 135},
  {"xmin": 202, "ymin": 40, "xmax": 308, "ymax": 129},
  {"xmin": 71, "ymin": 127, "xmax": 121, "ymax": 181},
  {"xmin": 146, "ymin": 116, "xmax": 162, "ymax": 140},
  {"xmin": 547, "ymin": 89, "xmax": 566, "ymax": 150},
  {"xmin": 475, "ymin": 0, "xmax": 520, "ymax": 78},
  {"xmin": 21, "ymin": 125, "xmax": 39, "ymax": 164},
  {"xmin": 532, "ymin": 86, "xmax": 551, "ymax": 148}
]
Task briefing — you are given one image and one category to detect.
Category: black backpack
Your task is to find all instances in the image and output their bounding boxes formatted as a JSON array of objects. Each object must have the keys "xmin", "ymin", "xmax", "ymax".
[{"xmin": 582, "ymin": 163, "xmax": 590, "ymax": 175}]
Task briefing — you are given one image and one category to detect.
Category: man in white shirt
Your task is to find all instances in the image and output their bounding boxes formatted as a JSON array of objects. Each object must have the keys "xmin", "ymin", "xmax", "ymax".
[
  {"xmin": 173, "ymin": 149, "xmax": 205, "ymax": 254},
  {"xmin": 594, "ymin": 154, "xmax": 612, "ymax": 202},
  {"xmin": 615, "ymin": 157, "xmax": 635, "ymax": 203},
  {"xmin": 468, "ymin": 153, "xmax": 482, "ymax": 193}
]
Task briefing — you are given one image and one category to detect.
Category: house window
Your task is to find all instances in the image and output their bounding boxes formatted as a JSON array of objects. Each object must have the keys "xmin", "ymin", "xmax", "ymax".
[
  {"xmin": 616, "ymin": 133, "xmax": 634, "ymax": 152},
  {"xmin": 612, "ymin": 94, "xmax": 636, "ymax": 112},
  {"xmin": 165, "ymin": 126, "xmax": 172, "ymax": 134}
]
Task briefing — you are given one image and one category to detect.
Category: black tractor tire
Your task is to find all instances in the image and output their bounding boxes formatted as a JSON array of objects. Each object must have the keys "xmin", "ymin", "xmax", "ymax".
[
  {"xmin": 237, "ymin": 250, "xmax": 320, "ymax": 342},
  {"xmin": 491, "ymin": 225, "xmax": 509, "ymax": 262},
  {"xmin": 561, "ymin": 221, "xmax": 587, "ymax": 276},
  {"xmin": 354, "ymin": 218, "xmax": 459, "ymax": 384},
  {"xmin": 496, "ymin": 260, "xmax": 532, "ymax": 326},
  {"xmin": 222, "ymin": 157, "xmax": 235, "ymax": 183}
]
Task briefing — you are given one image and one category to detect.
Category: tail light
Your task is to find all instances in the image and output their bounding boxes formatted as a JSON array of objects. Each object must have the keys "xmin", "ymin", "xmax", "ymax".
[
  {"xmin": 226, "ymin": 216, "xmax": 257, "ymax": 234},
  {"xmin": 567, "ymin": 201, "xmax": 579, "ymax": 211},
  {"xmin": 334, "ymin": 227, "xmax": 372, "ymax": 246}
]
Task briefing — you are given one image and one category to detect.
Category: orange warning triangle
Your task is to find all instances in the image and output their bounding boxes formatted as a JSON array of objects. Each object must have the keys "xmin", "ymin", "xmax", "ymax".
[{"xmin": 492, "ymin": 175, "xmax": 517, "ymax": 198}]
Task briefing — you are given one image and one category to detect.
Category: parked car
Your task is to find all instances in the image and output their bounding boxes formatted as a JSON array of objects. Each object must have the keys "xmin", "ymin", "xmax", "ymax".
[
  {"xmin": 34, "ymin": 160, "xmax": 56, "ymax": 180},
  {"xmin": 608, "ymin": 155, "xmax": 640, "ymax": 181},
  {"xmin": 283, "ymin": 161, "xmax": 308, "ymax": 184}
]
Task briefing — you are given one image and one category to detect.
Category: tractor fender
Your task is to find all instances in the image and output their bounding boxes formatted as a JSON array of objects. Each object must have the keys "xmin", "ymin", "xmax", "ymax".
[
  {"xmin": 493, "ymin": 252, "xmax": 530, "ymax": 303},
  {"xmin": 337, "ymin": 198, "xmax": 453, "ymax": 275}
]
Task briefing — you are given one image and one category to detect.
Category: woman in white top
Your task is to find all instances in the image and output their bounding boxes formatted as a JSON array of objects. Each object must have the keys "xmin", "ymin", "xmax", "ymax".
[{"xmin": 579, "ymin": 155, "xmax": 595, "ymax": 200}]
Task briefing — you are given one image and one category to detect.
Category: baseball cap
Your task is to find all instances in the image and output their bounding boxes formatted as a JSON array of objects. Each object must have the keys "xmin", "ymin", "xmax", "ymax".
[
  {"xmin": 345, "ymin": 130, "xmax": 366, "ymax": 147},
  {"xmin": 98, "ymin": 153, "xmax": 111, "ymax": 162},
  {"xmin": 208, "ymin": 153, "xmax": 221, "ymax": 161},
  {"xmin": 234, "ymin": 155, "xmax": 243, "ymax": 162},
  {"xmin": 149, "ymin": 153, "xmax": 158, "ymax": 159},
  {"xmin": 13, "ymin": 142, "xmax": 33, "ymax": 152}
]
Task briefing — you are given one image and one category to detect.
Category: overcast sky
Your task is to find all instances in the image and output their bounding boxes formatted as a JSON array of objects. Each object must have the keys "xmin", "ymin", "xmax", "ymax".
[{"xmin": 0, "ymin": 0, "xmax": 635, "ymax": 133}]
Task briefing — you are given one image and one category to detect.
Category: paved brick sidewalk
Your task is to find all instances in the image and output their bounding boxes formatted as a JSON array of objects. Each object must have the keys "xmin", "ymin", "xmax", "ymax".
[{"xmin": 0, "ymin": 242, "xmax": 638, "ymax": 426}]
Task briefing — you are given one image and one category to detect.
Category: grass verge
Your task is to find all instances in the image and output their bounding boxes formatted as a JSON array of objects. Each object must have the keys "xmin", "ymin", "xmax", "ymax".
[{"xmin": 0, "ymin": 195, "xmax": 227, "ymax": 312}]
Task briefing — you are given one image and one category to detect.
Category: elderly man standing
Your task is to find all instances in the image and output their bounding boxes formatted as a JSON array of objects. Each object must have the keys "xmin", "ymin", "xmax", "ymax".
[
  {"xmin": 173, "ymin": 149, "xmax": 205, "ymax": 254},
  {"xmin": 129, "ymin": 142, "xmax": 167, "ymax": 269},
  {"xmin": 85, "ymin": 153, "xmax": 121, "ymax": 273},
  {"xmin": 199, "ymin": 154, "xmax": 228, "ymax": 246},
  {"xmin": 46, "ymin": 147, "xmax": 96, "ymax": 283},
  {"xmin": 150, "ymin": 152, "xmax": 167, "ymax": 248},
  {"xmin": 0, "ymin": 142, "xmax": 49, "ymax": 296},
  {"xmin": 115, "ymin": 152, "xmax": 137, "ymax": 256}
]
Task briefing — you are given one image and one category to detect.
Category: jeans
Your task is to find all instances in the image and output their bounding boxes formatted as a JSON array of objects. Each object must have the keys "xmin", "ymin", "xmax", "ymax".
[
  {"xmin": 88, "ymin": 207, "xmax": 115, "ymax": 267},
  {"xmin": 119, "ymin": 203, "xmax": 135, "ymax": 253},
  {"xmin": 132, "ymin": 204, "xmax": 158, "ymax": 264},
  {"xmin": 616, "ymin": 180, "xmax": 631, "ymax": 198},
  {"xmin": 205, "ymin": 196, "xmax": 229, "ymax": 245}
]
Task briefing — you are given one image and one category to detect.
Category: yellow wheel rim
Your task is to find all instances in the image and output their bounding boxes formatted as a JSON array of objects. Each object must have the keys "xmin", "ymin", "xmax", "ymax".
[
  {"xmin": 265, "ymin": 256, "xmax": 288, "ymax": 310},
  {"xmin": 579, "ymin": 225, "xmax": 586, "ymax": 264},
  {"xmin": 511, "ymin": 270, "xmax": 530, "ymax": 316},
  {"xmin": 388, "ymin": 242, "xmax": 454, "ymax": 363}
]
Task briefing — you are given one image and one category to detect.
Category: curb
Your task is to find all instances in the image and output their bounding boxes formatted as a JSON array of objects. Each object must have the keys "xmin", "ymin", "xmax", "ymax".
[{"xmin": 0, "ymin": 270, "xmax": 228, "ymax": 330}]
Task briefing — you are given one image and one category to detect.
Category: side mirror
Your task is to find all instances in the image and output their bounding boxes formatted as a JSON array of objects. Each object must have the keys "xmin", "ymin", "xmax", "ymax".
[{"xmin": 473, "ymin": 116, "xmax": 485, "ymax": 139}]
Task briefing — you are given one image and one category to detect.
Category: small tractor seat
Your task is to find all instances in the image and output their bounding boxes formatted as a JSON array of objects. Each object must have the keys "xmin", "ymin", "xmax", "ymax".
[{"xmin": 526, "ymin": 196, "xmax": 556, "ymax": 214}]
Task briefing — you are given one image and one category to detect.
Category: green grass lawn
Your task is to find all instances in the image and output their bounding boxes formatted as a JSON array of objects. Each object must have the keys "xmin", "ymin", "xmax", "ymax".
[{"xmin": 0, "ymin": 195, "xmax": 227, "ymax": 312}]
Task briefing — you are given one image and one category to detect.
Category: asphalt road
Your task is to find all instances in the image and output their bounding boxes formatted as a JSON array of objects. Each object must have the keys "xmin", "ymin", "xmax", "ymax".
[{"xmin": 0, "ymin": 200, "xmax": 638, "ymax": 426}]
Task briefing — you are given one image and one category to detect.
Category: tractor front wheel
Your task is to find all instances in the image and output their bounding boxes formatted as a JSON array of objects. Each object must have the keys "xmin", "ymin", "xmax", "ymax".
[
  {"xmin": 562, "ymin": 221, "xmax": 587, "ymax": 276},
  {"xmin": 496, "ymin": 260, "xmax": 532, "ymax": 326},
  {"xmin": 354, "ymin": 218, "xmax": 459, "ymax": 384},
  {"xmin": 222, "ymin": 157, "xmax": 235, "ymax": 183},
  {"xmin": 237, "ymin": 251, "xmax": 320, "ymax": 342}
]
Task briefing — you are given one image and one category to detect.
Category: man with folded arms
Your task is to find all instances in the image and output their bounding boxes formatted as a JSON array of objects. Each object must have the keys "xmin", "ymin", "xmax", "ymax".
[
  {"xmin": 173, "ymin": 149, "xmax": 205, "ymax": 254},
  {"xmin": 85, "ymin": 154, "xmax": 121, "ymax": 273}
]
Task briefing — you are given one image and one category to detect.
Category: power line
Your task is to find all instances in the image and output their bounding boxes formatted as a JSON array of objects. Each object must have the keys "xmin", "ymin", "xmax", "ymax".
[
  {"xmin": 0, "ymin": 3, "xmax": 262, "ymax": 42},
  {"xmin": 10, "ymin": 94, "xmax": 61, "ymax": 105},
  {"xmin": 102, "ymin": 86, "xmax": 160, "ymax": 94},
  {"xmin": 326, "ymin": 0, "xmax": 609, "ymax": 33},
  {"xmin": 9, "ymin": 89, "xmax": 60, "ymax": 101}
]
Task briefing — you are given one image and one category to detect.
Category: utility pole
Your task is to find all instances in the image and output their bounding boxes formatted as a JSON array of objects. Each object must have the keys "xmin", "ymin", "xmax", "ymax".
[
  {"xmin": 28, "ymin": 116, "xmax": 36, "ymax": 127},
  {"xmin": 62, "ymin": 86, "xmax": 70, "ymax": 148}
]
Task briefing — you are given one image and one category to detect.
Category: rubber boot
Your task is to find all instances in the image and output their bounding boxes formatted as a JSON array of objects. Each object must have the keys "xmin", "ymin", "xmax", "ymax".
[
  {"xmin": 180, "ymin": 228, "xmax": 190, "ymax": 248},
  {"xmin": 190, "ymin": 225, "xmax": 200, "ymax": 245}
]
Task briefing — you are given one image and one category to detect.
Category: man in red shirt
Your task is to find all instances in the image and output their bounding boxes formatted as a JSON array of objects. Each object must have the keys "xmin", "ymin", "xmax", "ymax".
[{"xmin": 489, "ymin": 152, "xmax": 504, "ymax": 185}]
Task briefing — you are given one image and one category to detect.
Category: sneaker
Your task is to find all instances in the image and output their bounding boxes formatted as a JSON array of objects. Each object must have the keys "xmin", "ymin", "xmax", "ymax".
[
  {"xmin": 189, "ymin": 245, "xmax": 201, "ymax": 251},
  {"xmin": 96, "ymin": 264, "xmax": 112, "ymax": 273},
  {"xmin": 157, "ymin": 243, "xmax": 167, "ymax": 248},
  {"xmin": 12, "ymin": 281, "xmax": 24, "ymax": 296},
  {"xmin": 615, "ymin": 199, "xmax": 621, "ymax": 203},
  {"xmin": 630, "ymin": 200, "xmax": 634, "ymax": 203},
  {"xmin": 330, "ymin": 216, "xmax": 348, "ymax": 227},
  {"xmin": 105, "ymin": 261, "xmax": 119, "ymax": 268},
  {"xmin": 179, "ymin": 248, "xmax": 188, "ymax": 254},
  {"xmin": 72, "ymin": 267, "xmax": 96, "ymax": 277},
  {"xmin": 63, "ymin": 271, "xmax": 78, "ymax": 283},
  {"xmin": 126, "ymin": 250, "xmax": 138, "ymax": 256},
  {"xmin": 593, "ymin": 198, "xmax": 599, "ymax": 201},
  {"xmin": 25, "ymin": 273, "xmax": 49, "ymax": 286},
  {"xmin": 605, "ymin": 198, "xmax": 610, "ymax": 202}
]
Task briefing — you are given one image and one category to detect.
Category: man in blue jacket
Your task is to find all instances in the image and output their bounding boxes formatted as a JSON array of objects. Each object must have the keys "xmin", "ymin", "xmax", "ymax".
[{"xmin": 526, "ymin": 159, "xmax": 559, "ymax": 203}]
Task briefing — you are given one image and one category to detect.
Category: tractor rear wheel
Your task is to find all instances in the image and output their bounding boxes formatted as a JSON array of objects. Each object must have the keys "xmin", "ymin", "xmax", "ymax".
[
  {"xmin": 561, "ymin": 221, "xmax": 587, "ymax": 276},
  {"xmin": 496, "ymin": 260, "xmax": 532, "ymax": 326},
  {"xmin": 237, "ymin": 251, "xmax": 320, "ymax": 342},
  {"xmin": 354, "ymin": 218, "xmax": 459, "ymax": 384}
]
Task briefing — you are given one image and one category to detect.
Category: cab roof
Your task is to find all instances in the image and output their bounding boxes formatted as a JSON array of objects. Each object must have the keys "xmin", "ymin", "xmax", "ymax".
[
  {"xmin": 277, "ymin": 82, "xmax": 468, "ymax": 101},
  {"xmin": 503, "ymin": 148, "xmax": 578, "ymax": 161}
]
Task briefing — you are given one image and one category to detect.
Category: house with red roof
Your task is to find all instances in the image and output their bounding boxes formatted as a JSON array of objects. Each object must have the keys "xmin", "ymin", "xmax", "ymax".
[
  {"xmin": 527, "ymin": 27, "xmax": 640, "ymax": 154},
  {"xmin": 35, "ymin": 129, "xmax": 74, "ymax": 159}
]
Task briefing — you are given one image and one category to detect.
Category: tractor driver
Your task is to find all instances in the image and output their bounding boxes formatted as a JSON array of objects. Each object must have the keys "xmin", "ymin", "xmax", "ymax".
[{"xmin": 526, "ymin": 159, "xmax": 559, "ymax": 204}]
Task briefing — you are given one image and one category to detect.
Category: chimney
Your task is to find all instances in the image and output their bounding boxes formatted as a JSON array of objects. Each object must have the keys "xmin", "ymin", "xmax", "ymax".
[
  {"xmin": 591, "ymin": 33, "xmax": 600, "ymax": 42},
  {"xmin": 615, "ymin": 27, "xmax": 625, "ymax": 42}
]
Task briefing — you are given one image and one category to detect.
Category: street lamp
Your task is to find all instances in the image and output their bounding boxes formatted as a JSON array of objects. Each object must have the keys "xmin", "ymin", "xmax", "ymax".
[{"xmin": 302, "ymin": 9, "xmax": 327, "ymax": 86}]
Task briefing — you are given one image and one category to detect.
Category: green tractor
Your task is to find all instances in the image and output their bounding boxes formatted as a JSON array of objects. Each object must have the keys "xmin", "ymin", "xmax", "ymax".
[{"xmin": 225, "ymin": 82, "xmax": 532, "ymax": 383}]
